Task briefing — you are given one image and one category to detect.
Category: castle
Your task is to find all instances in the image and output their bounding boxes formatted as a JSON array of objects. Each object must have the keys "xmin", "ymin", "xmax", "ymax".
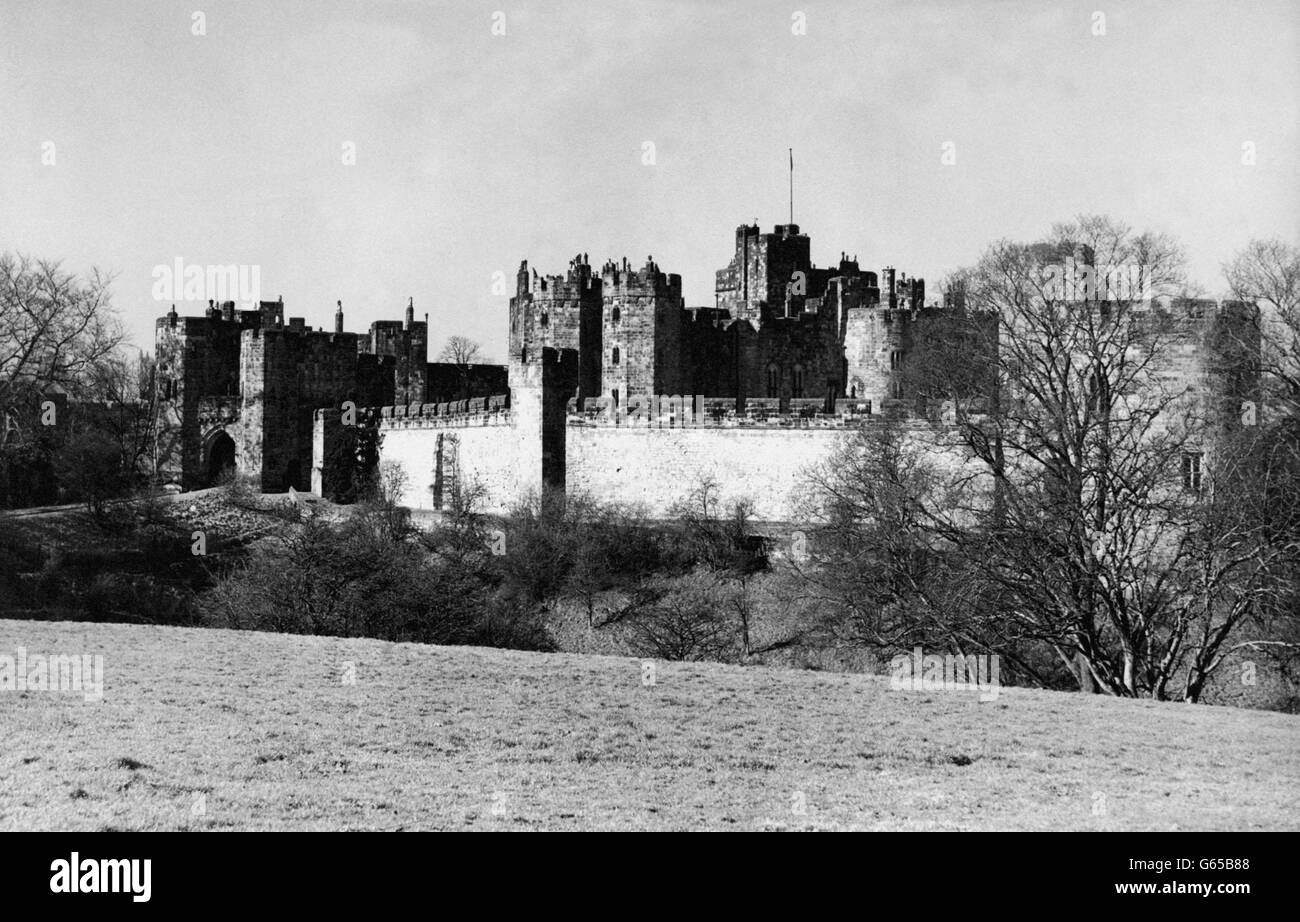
[
  {"xmin": 152, "ymin": 220, "xmax": 1254, "ymax": 521},
  {"xmin": 157, "ymin": 221, "xmax": 942, "ymax": 496},
  {"xmin": 303, "ymin": 222, "xmax": 1255, "ymax": 521},
  {"xmin": 510, "ymin": 222, "xmax": 930, "ymax": 413},
  {"xmin": 154, "ymin": 296, "xmax": 505, "ymax": 491}
]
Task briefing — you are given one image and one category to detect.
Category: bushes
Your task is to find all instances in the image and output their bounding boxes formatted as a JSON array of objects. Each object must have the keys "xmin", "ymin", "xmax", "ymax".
[
  {"xmin": 200, "ymin": 488, "xmax": 730, "ymax": 654},
  {"xmin": 0, "ymin": 437, "xmax": 59, "ymax": 509},
  {"xmin": 79, "ymin": 572, "xmax": 197, "ymax": 625},
  {"xmin": 201, "ymin": 503, "xmax": 552, "ymax": 651},
  {"xmin": 0, "ymin": 495, "xmax": 213, "ymax": 624},
  {"xmin": 495, "ymin": 491, "xmax": 709, "ymax": 627},
  {"xmin": 53, "ymin": 428, "xmax": 136, "ymax": 519},
  {"xmin": 0, "ymin": 553, "xmax": 200, "ymax": 626},
  {"xmin": 623, "ymin": 571, "xmax": 740, "ymax": 662}
]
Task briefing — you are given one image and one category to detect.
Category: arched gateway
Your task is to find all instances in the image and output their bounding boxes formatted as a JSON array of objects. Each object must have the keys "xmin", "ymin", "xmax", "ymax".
[{"xmin": 203, "ymin": 429, "xmax": 236, "ymax": 486}]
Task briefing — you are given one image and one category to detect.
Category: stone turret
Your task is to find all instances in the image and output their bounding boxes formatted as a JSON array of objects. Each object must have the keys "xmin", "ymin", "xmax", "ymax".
[
  {"xmin": 601, "ymin": 256, "xmax": 683, "ymax": 403},
  {"xmin": 509, "ymin": 345, "xmax": 579, "ymax": 497},
  {"xmin": 509, "ymin": 254, "xmax": 603, "ymax": 399}
]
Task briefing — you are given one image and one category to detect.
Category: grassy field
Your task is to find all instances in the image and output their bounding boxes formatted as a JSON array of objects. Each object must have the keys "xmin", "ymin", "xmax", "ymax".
[{"xmin": 1, "ymin": 619, "xmax": 1297, "ymax": 831}]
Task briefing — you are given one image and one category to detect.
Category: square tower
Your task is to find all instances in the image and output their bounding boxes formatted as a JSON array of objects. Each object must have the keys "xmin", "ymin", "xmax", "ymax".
[{"xmin": 600, "ymin": 257, "xmax": 683, "ymax": 407}]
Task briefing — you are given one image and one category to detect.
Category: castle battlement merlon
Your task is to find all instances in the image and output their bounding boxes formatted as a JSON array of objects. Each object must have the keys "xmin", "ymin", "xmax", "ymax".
[
  {"xmin": 530, "ymin": 254, "xmax": 599, "ymax": 296},
  {"xmin": 600, "ymin": 257, "xmax": 681, "ymax": 294}
]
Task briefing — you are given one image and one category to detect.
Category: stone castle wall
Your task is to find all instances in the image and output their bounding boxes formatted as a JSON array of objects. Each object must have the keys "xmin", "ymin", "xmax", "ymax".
[
  {"xmin": 566, "ymin": 423, "xmax": 845, "ymax": 521},
  {"xmin": 157, "ymin": 298, "xmax": 503, "ymax": 492},
  {"xmin": 348, "ymin": 297, "xmax": 1254, "ymax": 523},
  {"xmin": 372, "ymin": 411, "xmax": 522, "ymax": 513},
  {"xmin": 348, "ymin": 360, "xmax": 978, "ymax": 522}
]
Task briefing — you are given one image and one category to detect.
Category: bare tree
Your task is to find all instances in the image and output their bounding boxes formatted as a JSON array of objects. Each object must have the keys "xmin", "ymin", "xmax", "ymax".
[
  {"xmin": 1223, "ymin": 239, "xmax": 1300, "ymax": 418},
  {"xmin": 83, "ymin": 350, "xmax": 161, "ymax": 482},
  {"xmin": 808, "ymin": 216, "xmax": 1287, "ymax": 700},
  {"xmin": 670, "ymin": 477, "xmax": 765, "ymax": 656},
  {"xmin": 938, "ymin": 218, "xmax": 1202, "ymax": 695},
  {"xmin": 625, "ymin": 570, "xmax": 737, "ymax": 662},
  {"xmin": 438, "ymin": 336, "xmax": 486, "ymax": 401},
  {"xmin": 798, "ymin": 415, "xmax": 1062, "ymax": 688},
  {"xmin": 1171, "ymin": 425, "xmax": 1300, "ymax": 701},
  {"xmin": 438, "ymin": 335, "xmax": 482, "ymax": 366},
  {"xmin": 0, "ymin": 253, "xmax": 122, "ymax": 444},
  {"xmin": 1219, "ymin": 239, "xmax": 1300, "ymax": 691}
]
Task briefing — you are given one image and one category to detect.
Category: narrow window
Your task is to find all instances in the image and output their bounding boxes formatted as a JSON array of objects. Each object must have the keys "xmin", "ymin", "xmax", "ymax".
[
  {"xmin": 890, "ymin": 350, "xmax": 902, "ymax": 370},
  {"xmin": 792, "ymin": 365, "xmax": 804, "ymax": 398},
  {"xmin": 612, "ymin": 347, "xmax": 620, "ymax": 365},
  {"xmin": 766, "ymin": 364, "xmax": 780, "ymax": 398},
  {"xmin": 611, "ymin": 306, "xmax": 620, "ymax": 322}
]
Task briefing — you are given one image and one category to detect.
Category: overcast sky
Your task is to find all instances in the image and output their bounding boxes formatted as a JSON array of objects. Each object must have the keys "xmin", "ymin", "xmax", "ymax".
[{"xmin": 1, "ymin": 0, "xmax": 1296, "ymax": 360}]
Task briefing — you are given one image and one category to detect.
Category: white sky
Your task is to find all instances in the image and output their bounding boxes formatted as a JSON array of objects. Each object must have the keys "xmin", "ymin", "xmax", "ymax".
[{"xmin": 1, "ymin": 0, "xmax": 1296, "ymax": 361}]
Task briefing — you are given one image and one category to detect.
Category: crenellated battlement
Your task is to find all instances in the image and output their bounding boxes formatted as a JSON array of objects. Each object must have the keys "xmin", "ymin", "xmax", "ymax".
[
  {"xmin": 600, "ymin": 257, "xmax": 682, "ymax": 295},
  {"xmin": 528, "ymin": 254, "xmax": 600, "ymax": 296},
  {"xmin": 565, "ymin": 394, "xmax": 985, "ymax": 431},
  {"xmin": 319, "ymin": 394, "xmax": 512, "ymax": 425}
]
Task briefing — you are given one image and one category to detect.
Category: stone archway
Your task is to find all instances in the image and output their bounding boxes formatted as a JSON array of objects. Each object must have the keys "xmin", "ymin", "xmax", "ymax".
[{"xmin": 204, "ymin": 429, "xmax": 236, "ymax": 486}]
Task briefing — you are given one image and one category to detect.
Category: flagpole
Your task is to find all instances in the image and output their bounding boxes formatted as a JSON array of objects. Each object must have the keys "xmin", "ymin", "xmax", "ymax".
[{"xmin": 788, "ymin": 148, "xmax": 793, "ymax": 224}]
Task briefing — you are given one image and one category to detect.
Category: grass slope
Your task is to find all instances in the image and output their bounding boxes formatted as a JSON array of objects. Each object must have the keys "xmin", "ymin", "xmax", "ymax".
[{"xmin": 1, "ymin": 619, "xmax": 1297, "ymax": 831}]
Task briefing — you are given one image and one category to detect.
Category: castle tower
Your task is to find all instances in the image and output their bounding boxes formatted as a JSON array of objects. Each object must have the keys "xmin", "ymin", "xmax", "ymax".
[
  {"xmin": 509, "ymin": 255, "xmax": 603, "ymax": 400},
  {"xmin": 508, "ymin": 345, "xmax": 578, "ymax": 498},
  {"xmin": 362, "ymin": 299, "xmax": 428, "ymax": 406},
  {"xmin": 601, "ymin": 256, "xmax": 683, "ymax": 406},
  {"xmin": 155, "ymin": 304, "xmax": 251, "ymax": 488},
  {"xmin": 259, "ymin": 296, "xmax": 285, "ymax": 329},
  {"xmin": 715, "ymin": 223, "xmax": 813, "ymax": 326},
  {"xmin": 335, "ymin": 300, "xmax": 344, "ymax": 334}
]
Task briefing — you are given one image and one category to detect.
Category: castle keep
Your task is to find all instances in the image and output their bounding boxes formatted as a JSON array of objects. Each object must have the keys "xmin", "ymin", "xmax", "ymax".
[{"xmin": 509, "ymin": 223, "xmax": 932, "ymax": 416}]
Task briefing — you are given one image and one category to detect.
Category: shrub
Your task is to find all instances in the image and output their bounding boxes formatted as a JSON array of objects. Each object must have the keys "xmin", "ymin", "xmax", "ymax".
[
  {"xmin": 200, "ymin": 507, "xmax": 551, "ymax": 650},
  {"xmin": 624, "ymin": 571, "xmax": 740, "ymax": 662}
]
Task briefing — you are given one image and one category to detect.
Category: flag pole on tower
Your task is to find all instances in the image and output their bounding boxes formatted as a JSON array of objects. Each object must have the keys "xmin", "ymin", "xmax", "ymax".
[{"xmin": 789, "ymin": 148, "xmax": 794, "ymax": 225}]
